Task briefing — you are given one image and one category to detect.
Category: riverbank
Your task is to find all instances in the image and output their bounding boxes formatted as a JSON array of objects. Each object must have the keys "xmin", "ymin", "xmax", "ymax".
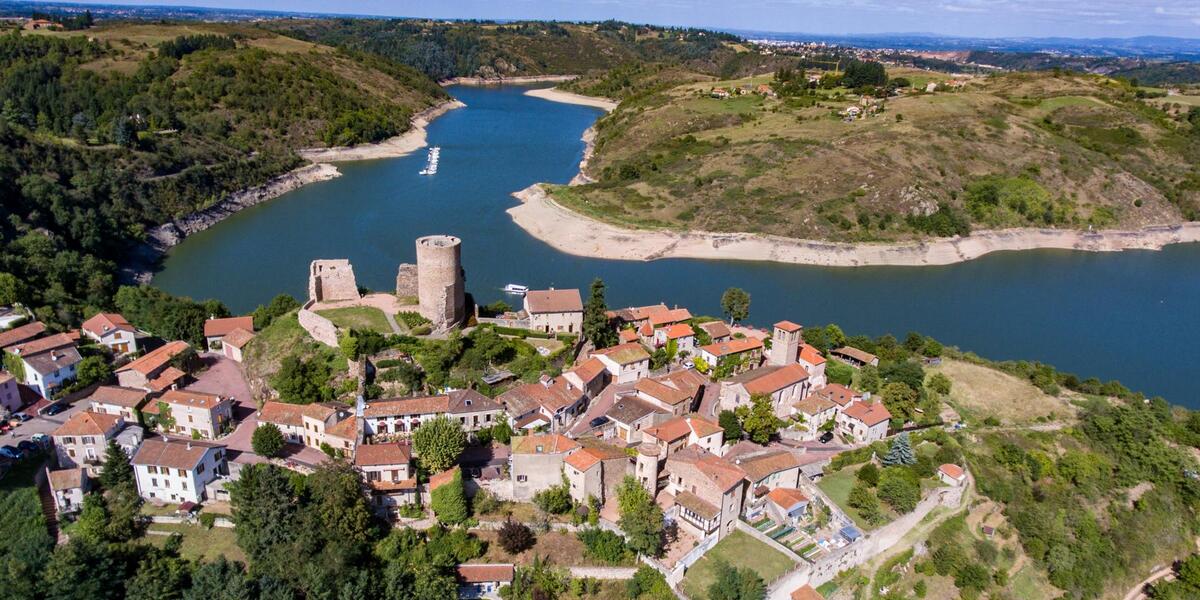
[
  {"xmin": 508, "ymin": 184, "xmax": 1200, "ymax": 267},
  {"xmin": 523, "ymin": 87, "xmax": 619, "ymax": 111},
  {"xmin": 297, "ymin": 99, "xmax": 465, "ymax": 163},
  {"xmin": 444, "ymin": 74, "xmax": 577, "ymax": 86}
]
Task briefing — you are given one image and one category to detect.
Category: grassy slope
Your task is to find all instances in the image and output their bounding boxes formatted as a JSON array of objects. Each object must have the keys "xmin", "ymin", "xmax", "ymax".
[
  {"xmin": 554, "ymin": 70, "xmax": 1200, "ymax": 242},
  {"xmin": 931, "ymin": 359, "xmax": 1079, "ymax": 425},
  {"xmin": 315, "ymin": 307, "xmax": 392, "ymax": 334},
  {"xmin": 241, "ymin": 311, "xmax": 348, "ymax": 402},
  {"xmin": 678, "ymin": 530, "xmax": 795, "ymax": 598}
]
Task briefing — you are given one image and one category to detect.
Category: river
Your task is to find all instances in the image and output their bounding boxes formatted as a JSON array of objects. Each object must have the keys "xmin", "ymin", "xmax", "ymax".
[{"xmin": 154, "ymin": 84, "xmax": 1200, "ymax": 406}]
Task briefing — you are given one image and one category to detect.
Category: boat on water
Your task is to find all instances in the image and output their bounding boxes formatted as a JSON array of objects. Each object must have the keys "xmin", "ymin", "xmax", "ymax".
[
  {"xmin": 419, "ymin": 146, "xmax": 441, "ymax": 176},
  {"xmin": 503, "ymin": 284, "xmax": 528, "ymax": 295}
]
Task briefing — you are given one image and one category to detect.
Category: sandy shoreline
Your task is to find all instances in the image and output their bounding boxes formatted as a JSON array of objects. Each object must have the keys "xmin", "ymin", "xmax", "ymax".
[
  {"xmin": 524, "ymin": 87, "xmax": 619, "ymax": 111},
  {"xmin": 508, "ymin": 184, "xmax": 1200, "ymax": 267},
  {"xmin": 297, "ymin": 100, "xmax": 465, "ymax": 163}
]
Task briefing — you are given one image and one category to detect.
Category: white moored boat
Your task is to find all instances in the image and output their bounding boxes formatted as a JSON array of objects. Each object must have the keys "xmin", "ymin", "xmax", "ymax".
[{"xmin": 503, "ymin": 284, "xmax": 529, "ymax": 295}]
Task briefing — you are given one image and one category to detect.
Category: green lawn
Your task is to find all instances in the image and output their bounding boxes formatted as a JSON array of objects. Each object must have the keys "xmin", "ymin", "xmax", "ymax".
[
  {"xmin": 817, "ymin": 468, "xmax": 888, "ymax": 530},
  {"xmin": 142, "ymin": 523, "xmax": 246, "ymax": 563},
  {"xmin": 679, "ymin": 530, "xmax": 795, "ymax": 598},
  {"xmin": 316, "ymin": 307, "xmax": 392, "ymax": 333}
]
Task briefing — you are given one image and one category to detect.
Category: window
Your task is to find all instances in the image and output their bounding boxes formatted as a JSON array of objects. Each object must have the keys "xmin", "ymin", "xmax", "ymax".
[
  {"xmin": 197, "ymin": 464, "xmax": 205, "ymax": 474},
  {"xmin": 188, "ymin": 415, "xmax": 193, "ymax": 423},
  {"xmin": 68, "ymin": 449, "xmax": 75, "ymax": 458},
  {"xmin": 62, "ymin": 436, "xmax": 75, "ymax": 445},
  {"xmin": 82, "ymin": 436, "xmax": 95, "ymax": 445},
  {"xmin": 517, "ymin": 475, "xmax": 527, "ymax": 482},
  {"xmin": 181, "ymin": 481, "xmax": 187, "ymax": 490},
  {"xmin": 147, "ymin": 466, "xmax": 158, "ymax": 474},
  {"xmin": 151, "ymin": 478, "xmax": 158, "ymax": 487},
  {"xmin": 177, "ymin": 469, "xmax": 186, "ymax": 476}
]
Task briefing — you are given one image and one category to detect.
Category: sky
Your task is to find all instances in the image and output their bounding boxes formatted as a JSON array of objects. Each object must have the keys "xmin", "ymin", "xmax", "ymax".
[{"xmin": 58, "ymin": 0, "xmax": 1200, "ymax": 39}]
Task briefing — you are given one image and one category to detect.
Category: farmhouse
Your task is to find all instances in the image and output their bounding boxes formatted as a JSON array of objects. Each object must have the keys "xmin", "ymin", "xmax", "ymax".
[
  {"xmin": 81, "ymin": 312, "xmax": 140, "ymax": 355},
  {"xmin": 523, "ymin": 288, "xmax": 583, "ymax": 334}
]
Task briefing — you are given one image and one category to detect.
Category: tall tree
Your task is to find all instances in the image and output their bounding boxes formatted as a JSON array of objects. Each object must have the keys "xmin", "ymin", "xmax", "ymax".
[
  {"xmin": 882, "ymin": 432, "xmax": 916, "ymax": 466},
  {"xmin": 184, "ymin": 557, "xmax": 252, "ymax": 600},
  {"xmin": 430, "ymin": 468, "xmax": 468, "ymax": 525},
  {"xmin": 251, "ymin": 423, "xmax": 285, "ymax": 458},
  {"xmin": 617, "ymin": 476, "xmax": 664, "ymax": 557},
  {"xmin": 412, "ymin": 415, "xmax": 466, "ymax": 473},
  {"xmin": 583, "ymin": 278, "xmax": 617, "ymax": 348},
  {"xmin": 741, "ymin": 394, "xmax": 783, "ymax": 445},
  {"xmin": 99, "ymin": 440, "xmax": 133, "ymax": 490},
  {"xmin": 720, "ymin": 287, "xmax": 750, "ymax": 324},
  {"xmin": 228, "ymin": 464, "xmax": 302, "ymax": 580}
]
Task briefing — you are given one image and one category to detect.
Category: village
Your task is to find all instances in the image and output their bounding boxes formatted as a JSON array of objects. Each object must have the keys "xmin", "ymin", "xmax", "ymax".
[{"xmin": 0, "ymin": 235, "xmax": 971, "ymax": 600}]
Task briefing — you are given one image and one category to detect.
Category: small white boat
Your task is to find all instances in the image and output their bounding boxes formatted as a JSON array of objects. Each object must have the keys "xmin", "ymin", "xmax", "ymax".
[{"xmin": 503, "ymin": 284, "xmax": 529, "ymax": 295}]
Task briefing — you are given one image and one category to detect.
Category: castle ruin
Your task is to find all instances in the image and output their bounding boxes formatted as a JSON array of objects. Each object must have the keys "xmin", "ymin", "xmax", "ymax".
[
  {"xmin": 395, "ymin": 235, "xmax": 466, "ymax": 329},
  {"xmin": 308, "ymin": 259, "xmax": 360, "ymax": 303}
]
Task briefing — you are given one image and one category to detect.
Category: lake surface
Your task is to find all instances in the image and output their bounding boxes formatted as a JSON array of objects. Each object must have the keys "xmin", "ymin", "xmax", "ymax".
[{"xmin": 155, "ymin": 84, "xmax": 1200, "ymax": 407}]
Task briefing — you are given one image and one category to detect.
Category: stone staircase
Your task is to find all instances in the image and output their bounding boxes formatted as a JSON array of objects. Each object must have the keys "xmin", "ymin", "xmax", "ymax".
[{"xmin": 34, "ymin": 465, "xmax": 63, "ymax": 544}]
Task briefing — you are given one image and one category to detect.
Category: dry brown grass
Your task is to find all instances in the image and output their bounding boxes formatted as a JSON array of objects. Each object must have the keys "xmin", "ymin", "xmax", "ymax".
[{"xmin": 932, "ymin": 359, "xmax": 1077, "ymax": 425}]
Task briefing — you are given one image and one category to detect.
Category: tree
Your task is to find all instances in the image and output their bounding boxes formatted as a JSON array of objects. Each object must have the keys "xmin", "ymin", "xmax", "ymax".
[
  {"xmin": 882, "ymin": 432, "xmax": 916, "ymax": 466},
  {"xmin": 708, "ymin": 559, "xmax": 766, "ymax": 600},
  {"xmin": 927, "ymin": 372, "xmax": 952, "ymax": 395},
  {"xmin": 877, "ymin": 467, "xmax": 920, "ymax": 513},
  {"xmin": 270, "ymin": 356, "xmax": 333, "ymax": 404},
  {"xmin": 718, "ymin": 410, "xmax": 742, "ymax": 440},
  {"xmin": 848, "ymin": 481, "xmax": 885, "ymax": 525},
  {"xmin": 856, "ymin": 462, "xmax": 880, "ymax": 487},
  {"xmin": 626, "ymin": 564, "xmax": 674, "ymax": 600},
  {"xmin": 184, "ymin": 557, "xmax": 252, "ymax": 600},
  {"xmin": 881, "ymin": 383, "xmax": 918, "ymax": 426},
  {"xmin": 880, "ymin": 361, "xmax": 926, "ymax": 392},
  {"xmin": 99, "ymin": 440, "xmax": 133, "ymax": 490},
  {"xmin": 42, "ymin": 539, "xmax": 125, "ymax": 600},
  {"xmin": 583, "ymin": 278, "xmax": 617, "ymax": 349},
  {"xmin": 126, "ymin": 549, "xmax": 192, "ymax": 600},
  {"xmin": 617, "ymin": 476, "xmax": 664, "ymax": 557},
  {"xmin": 742, "ymin": 394, "xmax": 783, "ymax": 444},
  {"xmin": 227, "ymin": 464, "xmax": 302, "ymax": 581},
  {"xmin": 498, "ymin": 519, "xmax": 535, "ymax": 554},
  {"xmin": 0, "ymin": 272, "xmax": 27, "ymax": 305},
  {"xmin": 826, "ymin": 361, "xmax": 853, "ymax": 386},
  {"xmin": 73, "ymin": 355, "xmax": 112, "ymax": 388},
  {"xmin": 252, "ymin": 294, "xmax": 300, "ymax": 330},
  {"xmin": 251, "ymin": 423, "xmax": 286, "ymax": 458},
  {"xmin": 532, "ymin": 484, "xmax": 572, "ymax": 514},
  {"xmin": 860, "ymin": 364, "xmax": 882, "ymax": 394},
  {"xmin": 491, "ymin": 417, "xmax": 512, "ymax": 445},
  {"xmin": 430, "ymin": 468, "xmax": 468, "ymax": 525},
  {"xmin": 720, "ymin": 287, "xmax": 751, "ymax": 324},
  {"xmin": 412, "ymin": 415, "xmax": 466, "ymax": 472}
]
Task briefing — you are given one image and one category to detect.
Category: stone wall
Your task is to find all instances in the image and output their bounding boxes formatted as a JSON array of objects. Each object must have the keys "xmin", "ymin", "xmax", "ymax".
[
  {"xmin": 395, "ymin": 263, "xmax": 418, "ymax": 298},
  {"xmin": 298, "ymin": 301, "xmax": 339, "ymax": 348},
  {"xmin": 308, "ymin": 259, "xmax": 360, "ymax": 303}
]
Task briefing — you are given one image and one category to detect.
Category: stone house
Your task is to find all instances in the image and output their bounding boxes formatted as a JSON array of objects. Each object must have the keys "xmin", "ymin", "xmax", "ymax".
[
  {"xmin": 6, "ymin": 333, "xmax": 82, "ymax": 399},
  {"xmin": 563, "ymin": 443, "xmax": 630, "ymax": 504},
  {"xmin": 830, "ymin": 346, "xmax": 879, "ymax": 368},
  {"xmin": 938, "ymin": 463, "xmax": 966, "ymax": 487},
  {"xmin": 697, "ymin": 337, "xmax": 763, "ymax": 374},
  {"xmin": 561, "ymin": 357, "xmax": 609, "ymax": 399},
  {"xmin": 47, "ymin": 467, "xmax": 89, "ymax": 514},
  {"xmin": 86, "ymin": 385, "xmax": 148, "ymax": 423},
  {"xmin": 523, "ymin": 288, "xmax": 583, "ymax": 334},
  {"xmin": 663, "ymin": 445, "xmax": 746, "ymax": 540},
  {"xmin": 220, "ymin": 328, "xmax": 255, "ymax": 363},
  {"xmin": 642, "ymin": 414, "xmax": 724, "ymax": 459},
  {"xmin": 656, "ymin": 323, "xmax": 697, "ymax": 356},
  {"xmin": 797, "ymin": 343, "xmax": 828, "ymax": 388},
  {"xmin": 499, "ymin": 376, "xmax": 586, "ymax": 433},
  {"xmin": 354, "ymin": 443, "xmax": 418, "ymax": 517},
  {"xmin": 592, "ymin": 343, "xmax": 651, "ymax": 384},
  {"xmin": 203, "ymin": 316, "xmax": 255, "ymax": 352},
  {"xmin": 604, "ymin": 393, "xmax": 667, "ymax": 445},
  {"xmin": 257, "ymin": 401, "xmax": 358, "ymax": 456},
  {"xmin": 635, "ymin": 369, "xmax": 707, "ymax": 416},
  {"xmin": 142, "ymin": 389, "xmax": 233, "ymax": 440},
  {"xmin": 52, "ymin": 411, "xmax": 124, "ymax": 472},
  {"xmin": 132, "ymin": 438, "xmax": 227, "ymax": 504},
  {"xmin": 836, "ymin": 399, "xmax": 891, "ymax": 443},
  {"xmin": 719, "ymin": 364, "xmax": 811, "ymax": 417},
  {"xmin": 0, "ymin": 371, "xmax": 19, "ymax": 414},
  {"xmin": 81, "ymin": 312, "xmax": 140, "ymax": 355},
  {"xmin": 698, "ymin": 321, "xmax": 732, "ymax": 344},
  {"xmin": 115, "ymin": 340, "xmax": 191, "ymax": 392},
  {"xmin": 791, "ymin": 395, "xmax": 838, "ymax": 440},
  {"xmin": 510, "ymin": 434, "xmax": 579, "ymax": 501},
  {"xmin": 362, "ymin": 390, "xmax": 502, "ymax": 436},
  {"xmin": 724, "ymin": 441, "xmax": 804, "ymax": 494}
]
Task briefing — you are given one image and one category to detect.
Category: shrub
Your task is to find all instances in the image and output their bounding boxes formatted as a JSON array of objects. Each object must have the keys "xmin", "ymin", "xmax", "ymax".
[
  {"xmin": 498, "ymin": 519, "xmax": 535, "ymax": 554},
  {"xmin": 532, "ymin": 484, "xmax": 572, "ymax": 514},
  {"xmin": 251, "ymin": 423, "xmax": 285, "ymax": 458},
  {"xmin": 856, "ymin": 463, "xmax": 880, "ymax": 487},
  {"xmin": 430, "ymin": 469, "xmax": 468, "ymax": 525},
  {"xmin": 577, "ymin": 528, "xmax": 631, "ymax": 564},
  {"xmin": 198, "ymin": 512, "xmax": 217, "ymax": 529}
]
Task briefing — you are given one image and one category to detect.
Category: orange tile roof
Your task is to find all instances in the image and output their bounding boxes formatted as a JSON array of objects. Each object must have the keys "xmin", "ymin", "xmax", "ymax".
[
  {"xmin": 774, "ymin": 320, "xmax": 803, "ymax": 333},
  {"xmin": 512, "ymin": 434, "xmax": 579, "ymax": 455},
  {"xmin": 499, "ymin": 379, "xmax": 582, "ymax": 416},
  {"xmin": 8, "ymin": 333, "xmax": 75, "ymax": 357},
  {"xmin": 87, "ymin": 385, "xmax": 148, "ymax": 409},
  {"xmin": 117, "ymin": 341, "xmax": 190, "ymax": 375},
  {"xmin": 222, "ymin": 328, "xmax": 255, "ymax": 349},
  {"xmin": 791, "ymin": 585, "xmax": 826, "ymax": 600},
  {"xmin": 0, "ymin": 322, "xmax": 46, "ymax": 349},
  {"xmin": 428, "ymin": 465, "xmax": 460, "ymax": 492},
  {"xmin": 667, "ymin": 445, "xmax": 745, "ymax": 491},
  {"xmin": 457, "ymin": 564, "xmax": 514, "ymax": 584},
  {"xmin": 618, "ymin": 329, "xmax": 638, "ymax": 344},
  {"xmin": 699, "ymin": 337, "xmax": 763, "ymax": 358},
  {"xmin": 204, "ymin": 316, "xmax": 254, "ymax": 338},
  {"xmin": 635, "ymin": 378, "xmax": 691, "ymax": 407},
  {"xmin": 767, "ymin": 487, "xmax": 810, "ymax": 509},
  {"xmin": 81, "ymin": 313, "xmax": 135, "ymax": 337},
  {"xmin": 731, "ymin": 448, "xmax": 804, "ymax": 482},
  {"xmin": 648, "ymin": 308, "xmax": 692, "ymax": 327},
  {"xmin": 567, "ymin": 357, "xmax": 607, "ymax": 385},
  {"xmin": 735, "ymin": 364, "xmax": 809, "ymax": 395},
  {"xmin": 157, "ymin": 389, "xmax": 226, "ymax": 410},
  {"xmin": 564, "ymin": 445, "xmax": 626, "ymax": 472},
  {"xmin": 258, "ymin": 401, "xmax": 337, "ymax": 427},
  {"xmin": 816, "ymin": 383, "xmax": 859, "ymax": 407},
  {"xmin": 53, "ymin": 411, "xmax": 122, "ymax": 437},
  {"xmin": 353, "ymin": 443, "xmax": 410, "ymax": 466},
  {"xmin": 798, "ymin": 343, "xmax": 826, "ymax": 366},
  {"xmin": 939, "ymin": 463, "xmax": 965, "ymax": 480},
  {"xmin": 326, "ymin": 415, "xmax": 358, "ymax": 440},
  {"xmin": 663, "ymin": 323, "xmax": 695, "ymax": 340},
  {"xmin": 644, "ymin": 414, "xmax": 722, "ymax": 443},
  {"xmin": 131, "ymin": 437, "xmax": 223, "ymax": 470},
  {"xmin": 525, "ymin": 289, "xmax": 583, "ymax": 314},
  {"xmin": 832, "ymin": 346, "xmax": 878, "ymax": 364},
  {"xmin": 698, "ymin": 321, "xmax": 731, "ymax": 339},
  {"xmin": 843, "ymin": 400, "xmax": 892, "ymax": 427},
  {"xmin": 147, "ymin": 367, "xmax": 187, "ymax": 392}
]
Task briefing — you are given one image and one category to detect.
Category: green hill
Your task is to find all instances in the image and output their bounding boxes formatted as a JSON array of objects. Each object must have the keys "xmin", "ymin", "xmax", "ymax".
[
  {"xmin": 549, "ymin": 70, "xmax": 1200, "ymax": 242},
  {"xmin": 0, "ymin": 23, "xmax": 446, "ymax": 325}
]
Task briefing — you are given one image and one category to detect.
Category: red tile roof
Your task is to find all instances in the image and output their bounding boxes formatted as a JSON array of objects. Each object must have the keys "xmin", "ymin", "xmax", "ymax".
[
  {"xmin": 594, "ymin": 342, "xmax": 650, "ymax": 365},
  {"xmin": 635, "ymin": 378, "xmax": 691, "ymax": 407},
  {"xmin": 204, "ymin": 316, "xmax": 254, "ymax": 338},
  {"xmin": 87, "ymin": 386, "xmax": 148, "ymax": 409},
  {"xmin": 7, "ymin": 333, "xmax": 75, "ymax": 357},
  {"xmin": 648, "ymin": 308, "xmax": 692, "ymax": 327},
  {"xmin": 512, "ymin": 434, "xmax": 578, "ymax": 455},
  {"xmin": 644, "ymin": 414, "xmax": 722, "ymax": 443},
  {"xmin": 457, "ymin": 564, "xmax": 514, "ymax": 584},
  {"xmin": 81, "ymin": 313, "xmax": 135, "ymax": 337},
  {"xmin": 939, "ymin": 463, "xmax": 965, "ymax": 481},
  {"xmin": 156, "ymin": 389, "xmax": 228, "ymax": 410},
  {"xmin": 618, "ymin": 329, "xmax": 639, "ymax": 344},
  {"xmin": 698, "ymin": 321, "xmax": 731, "ymax": 340},
  {"xmin": 567, "ymin": 357, "xmax": 607, "ymax": 385},
  {"xmin": 147, "ymin": 367, "xmax": 187, "ymax": 392},
  {"xmin": 131, "ymin": 437, "xmax": 223, "ymax": 470},
  {"xmin": 663, "ymin": 323, "xmax": 695, "ymax": 340},
  {"xmin": 53, "ymin": 411, "xmax": 122, "ymax": 437},
  {"xmin": 117, "ymin": 341, "xmax": 190, "ymax": 376},
  {"xmin": 816, "ymin": 383, "xmax": 860, "ymax": 407},
  {"xmin": 774, "ymin": 320, "xmax": 803, "ymax": 333},
  {"xmin": 798, "ymin": 344, "xmax": 826, "ymax": 366},
  {"xmin": 499, "ymin": 379, "xmax": 582, "ymax": 416},
  {"xmin": 842, "ymin": 400, "xmax": 892, "ymax": 427},
  {"xmin": 257, "ymin": 401, "xmax": 337, "ymax": 427},
  {"xmin": 525, "ymin": 289, "xmax": 583, "ymax": 314},
  {"xmin": 564, "ymin": 445, "xmax": 626, "ymax": 472},
  {"xmin": 353, "ymin": 443, "xmax": 411, "ymax": 467},
  {"xmin": 0, "ymin": 322, "xmax": 46, "ymax": 350},
  {"xmin": 767, "ymin": 487, "xmax": 810, "ymax": 510},
  {"xmin": 222, "ymin": 328, "xmax": 255, "ymax": 349},
  {"xmin": 731, "ymin": 364, "xmax": 809, "ymax": 395},
  {"xmin": 791, "ymin": 585, "xmax": 826, "ymax": 600},
  {"xmin": 699, "ymin": 337, "xmax": 763, "ymax": 358}
]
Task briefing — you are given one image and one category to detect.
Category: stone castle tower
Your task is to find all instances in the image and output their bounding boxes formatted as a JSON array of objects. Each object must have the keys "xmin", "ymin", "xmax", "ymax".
[
  {"xmin": 769, "ymin": 320, "xmax": 802, "ymax": 366},
  {"xmin": 635, "ymin": 443, "xmax": 661, "ymax": 494},
  {"xmin": 396, "ymin": 235, "xmax": 465, "ymax": 329}
]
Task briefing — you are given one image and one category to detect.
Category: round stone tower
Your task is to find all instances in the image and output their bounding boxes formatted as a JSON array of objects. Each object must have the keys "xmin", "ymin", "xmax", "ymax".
[
  {"xmin": 416, "ymin": 235, "xmax": 465, "ymax": 329},
  {"xmin": 635, "ymin": 443, "xmax": 661, "ymax": 494}
]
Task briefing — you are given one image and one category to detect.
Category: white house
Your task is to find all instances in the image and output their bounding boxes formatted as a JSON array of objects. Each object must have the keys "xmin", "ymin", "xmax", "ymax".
[
  {"xmin": 81, "ymin": 312, "xmax": 139, "ymax": 355},
  {"xmin": 47, "ymin": 467, "xmax": 89, "ymax": 515},
  {"xmin": 52, "ymin": 411, "xmax": 124, "ymax": 472},
  {"xmin": 0, "ymin": 371, "xmax": 19, "ymax": 414},
  {"xmin": 142, "ymin": 389, "xmax": 234, "ymax": 440},
  {"xmin": 523, "ymin": 289, "xmax": 583, "ymax": 334},
  {"xmin": 131, "ymin": 437, "xmax": 227, "ymax": 504},
  {"xmin": 836, "ymin": 399, "xmax": 891, "ymax": 443},
  {"xmin": 87, "ymin": 385, "xmax": 148, "ymax": 422},
  {"xmin": 256, "ymin": 401, "xmax": 359, "ymax": 456},
  {"xmin": 938, "ymin": 463, "xmax": 966, "ymax": 487},
  {"xmin": 354, "ymin": 442, "xmax": 417, "ymax": 517},
  {"xmin": 220, "ymin": 328, "xmax": 255, "ymax": 363},
  {"xmin": 6, "ymin": 333, "xmax": 82, "ymax": 399},
  {"xmin": 457, "ymin": 564, "xmax": 514, "ymax": 599},
  {"xmin": 797, "ymin": 343, "xmax": 828, "ymax": 388},
  {"xmin": 592, "ymin": 343, "xmax": 651, "ymax": 384},
  {"xmin": 361, "ymin": 389, "xmax": 503, "ymax": 436},
  {"xmin": 203, "ymin": 316, "xmax": 255, "ymax": 352}
]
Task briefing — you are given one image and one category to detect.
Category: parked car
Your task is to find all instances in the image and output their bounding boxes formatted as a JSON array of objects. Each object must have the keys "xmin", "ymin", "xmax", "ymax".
[
  {"xmin": 30, "ymin": 433, "xmax": 49, "ymax": 448},
  {"xmin": 588, "ymin": 416, "xmax": 609, "ymax": 428},
  {"xmin": 819, "ymin": 431, "xmax": 835, "ymax": 444},
  {"xmin": 0, "ymin": 446, "xmax": 23, "ymax": 460},
  {"xmin": 43, "ymin": 403, "xmax": 67, "ymax": 416},
  {"xmin": 0, "ymin": 422, "xmax": 11, "ymax": 433},
  {"xmin": 12, "ymin": 412, "xmax": 31, "ymax": 422},
  {"xmin": 15, "ymin": 440, "xmax": 38, "ymax": 454}
]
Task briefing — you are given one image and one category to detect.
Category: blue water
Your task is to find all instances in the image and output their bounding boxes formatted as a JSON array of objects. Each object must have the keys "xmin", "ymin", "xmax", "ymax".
[{"xmin": 154, "ymin": 84, "xmax": 1200, "ymax": 407}]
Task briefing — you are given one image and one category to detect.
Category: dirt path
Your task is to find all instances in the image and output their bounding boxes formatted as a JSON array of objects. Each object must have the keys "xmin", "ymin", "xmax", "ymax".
[{"xmin": 1123, "ymin": 567, "xmax": 1174, "ymax": 600}]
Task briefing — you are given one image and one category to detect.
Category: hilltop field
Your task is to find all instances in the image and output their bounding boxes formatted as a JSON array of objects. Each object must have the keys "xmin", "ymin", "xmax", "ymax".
[{"xmin": 545, "ymin": 69, "xmax": 1200, "ymax": 245}]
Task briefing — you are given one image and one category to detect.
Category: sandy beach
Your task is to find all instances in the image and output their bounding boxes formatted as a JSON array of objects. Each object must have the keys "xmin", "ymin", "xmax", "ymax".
[
  {"xmin": 524, "ymin": 87, "xmax": 619, "ymax": 111},
  {"xmin": 297, "ymin": 99, "xmax": 465, "ymax": 163},
  {"xmin": 508, "ymin": 184, "xmax": 1200, "ymax": 267}
]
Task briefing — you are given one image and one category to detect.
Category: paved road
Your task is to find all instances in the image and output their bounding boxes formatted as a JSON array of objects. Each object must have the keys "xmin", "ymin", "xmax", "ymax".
[
  {"xmin": 3, "ymin": 394, "xmax": 89, "ymax": 444},
  {"xmin": 567, "ymin": 381, "xmax": 636, "ymax": 438}
]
